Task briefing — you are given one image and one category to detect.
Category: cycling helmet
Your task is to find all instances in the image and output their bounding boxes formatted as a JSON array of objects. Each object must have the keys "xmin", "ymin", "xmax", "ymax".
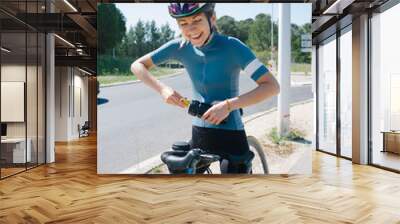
[
  {"xmin": 168, "ymin": 3, "xmax": 215, "ymax": 19},
  {"xmin": 168, "ymin": 3, "xmax": 216, "ymax": 46}
]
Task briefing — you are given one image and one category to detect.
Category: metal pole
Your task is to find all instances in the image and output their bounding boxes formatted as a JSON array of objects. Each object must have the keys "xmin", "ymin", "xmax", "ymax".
[
  {"xmin": 46, "ymin": 0, "xmax": 55, "ymax": 163},
  {"xmin": 277, "ymin": 3, "xmax": 291, "ymax": 136},
  {"xmin": 271, "ymin": 5, "xmax": 274, "ymax": 64}
]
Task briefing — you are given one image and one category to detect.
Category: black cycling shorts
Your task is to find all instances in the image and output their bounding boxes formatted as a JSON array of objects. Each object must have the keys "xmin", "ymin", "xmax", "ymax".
[{"xmin": 189, "ymin": 125, "xmax": 253, "ymax": 174}]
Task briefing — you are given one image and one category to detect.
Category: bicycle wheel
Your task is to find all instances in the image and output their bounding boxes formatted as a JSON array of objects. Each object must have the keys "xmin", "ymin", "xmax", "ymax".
[{"xmin": 247, "ymin": 136, "xmax": 269, "ymax": 174}]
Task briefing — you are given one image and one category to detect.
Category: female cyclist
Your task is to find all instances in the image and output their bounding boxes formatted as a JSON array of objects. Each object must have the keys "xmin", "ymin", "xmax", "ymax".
[{"xmin": 131, "ymin": 3, "xmax": 280, "ymax": 174}]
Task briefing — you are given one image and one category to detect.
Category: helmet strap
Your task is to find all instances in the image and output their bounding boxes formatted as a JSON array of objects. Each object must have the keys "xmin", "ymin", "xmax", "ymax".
[{"xmin": 200, "ymin": 16, "xmax": 214, "ymax": 47}]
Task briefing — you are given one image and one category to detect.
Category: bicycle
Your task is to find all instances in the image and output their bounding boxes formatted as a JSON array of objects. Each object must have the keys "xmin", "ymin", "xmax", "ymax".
[{"xmin": 160, "ymin": 99, "xmax": 269, "ymax": 174}]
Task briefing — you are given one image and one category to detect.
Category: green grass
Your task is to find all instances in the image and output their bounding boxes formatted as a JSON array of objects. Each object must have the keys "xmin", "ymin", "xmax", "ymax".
[
  {"xmin": 149, "ymin": 67, "xmax": 183, "ymax": 77},
  {"xmin": 254, "ymin": 51, "xmax": 310, "ymax": 74},
  {"xmin": 97, "ymin": 75, "xmax": 137, "ymax": 86},
  {"xmin": 285, "ymin": 128, "xmax": 307, "ymax": 141},
  {"xmin": 268, "ymin": 127, "xmax": 286, "ymax": 145},
  {"xmin": 291, "ymin": 63, "xmax": 311, "ymax": 75},
  {"xmin": 268, "ymin": 127, "xmax": 307, "ymax": 145},
  {"xmin": 148, "ymin": 164, "xmax": 166, "ymax": 174},
  {"xmin": 98, "ymin": 62, "xmax": 311, "ymax": 86},
  {"xmin": 98, "ymin": 67, "xmax": 183, "ymax": 86}
]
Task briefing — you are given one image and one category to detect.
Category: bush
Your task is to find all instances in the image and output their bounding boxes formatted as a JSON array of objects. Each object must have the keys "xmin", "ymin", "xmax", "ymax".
[
  {"xmin": 254, "ymin": 51, "xmax": 271, "ymax": 65},
  {"xmin": 268, "ymin": 127, "xmax": 285, "ymax": 145},
  {"xmin": 268, "ymin": 127, "xmax": 307, "ymax": 145},
  {"xmin": 291, "ymin": 63, "xmax": 311, "ymax": 74},
  {"xmin": 285, "ymin": 128, "xmax": 306, "ymax": 141},
  {"xmin": 97, "ymin": 54, "xmax": 133, "ymax": 75}
]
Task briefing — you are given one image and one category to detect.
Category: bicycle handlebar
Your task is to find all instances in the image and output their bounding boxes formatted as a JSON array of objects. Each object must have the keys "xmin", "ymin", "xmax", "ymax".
[
  {"xmin": 161, "ymin": 148, "xmax": 220, "ymax": 174},
  {"xmin": 199, "ymin": 154, "xmax": 221, "ymax": 162}
]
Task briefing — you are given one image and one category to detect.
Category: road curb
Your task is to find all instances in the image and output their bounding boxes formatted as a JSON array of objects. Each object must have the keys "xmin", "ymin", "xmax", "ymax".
[
  {"xmin": 118, "ymin": 153, "xmax": 162, "ymax": 174},
  {"xmin": 100, "ymin": 72, "xmax": 311, "ymax": 88},
  {"xmin": 291, "ymin": 82, "xmax": 312, "ymax": 87},
  {"xmin": 128, "ymin": 99, "xmax": 314, "ymax": 174},
  {"xmin": 100, "ymin": 70, "xmax": 185, "ymax": 88}
]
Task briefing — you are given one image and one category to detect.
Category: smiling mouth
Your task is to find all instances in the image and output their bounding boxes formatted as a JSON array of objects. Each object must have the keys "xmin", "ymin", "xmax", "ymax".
[{"xmin": 191, "ymin": 32, "xmax": 203, "ymax": 40}]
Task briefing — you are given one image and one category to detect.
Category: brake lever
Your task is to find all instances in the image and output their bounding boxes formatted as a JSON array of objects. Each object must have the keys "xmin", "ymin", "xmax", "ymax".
[{"xmin": 200, "ymin": 154, "xmax": 221, "ymax": 161}]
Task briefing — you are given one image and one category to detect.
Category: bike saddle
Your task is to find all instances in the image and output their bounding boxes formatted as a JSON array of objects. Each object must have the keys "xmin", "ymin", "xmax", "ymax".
[
  {"xmin": 161, "ymin": 148, "xmax": 204, "ymax": 172},
  {"xmin": 172, "ymin": 141, "xmax": 191, "ymax": 152}
]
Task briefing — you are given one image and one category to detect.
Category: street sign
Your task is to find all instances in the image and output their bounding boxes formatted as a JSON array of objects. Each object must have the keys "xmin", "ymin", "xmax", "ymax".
[{"xmin": 301, "ymin": 48, "xmax": 312, "ymax": 53}]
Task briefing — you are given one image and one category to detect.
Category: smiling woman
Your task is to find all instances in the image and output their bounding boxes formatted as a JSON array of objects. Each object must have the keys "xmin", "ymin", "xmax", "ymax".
[
  {"xmin": 97, "ymin": 2, "xmax": 315, "ymax": 176},
  {"xmin": 170, "ymin": 3, "xmax": 217, "ymax": 47},
  {"xmin": 177, "ymin": 13, "xmax": 215, "ymax": 47},
  {"xmin": 130, "ymin": 3, "xmax": 280, "ymax": 174}
]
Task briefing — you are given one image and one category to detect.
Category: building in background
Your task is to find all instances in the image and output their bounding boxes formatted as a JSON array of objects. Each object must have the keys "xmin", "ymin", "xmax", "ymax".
[
  {"xmin": 0, "ymin": 0, "xmax": 98, "ymax": 179},
  {"xmin": 312, "ymin": 0, "xmax": 400, "ymax": 172}
]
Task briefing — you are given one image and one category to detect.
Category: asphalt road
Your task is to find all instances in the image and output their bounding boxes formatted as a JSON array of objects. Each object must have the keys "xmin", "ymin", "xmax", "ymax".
[{"xmin": 98, "ymin": 71, "xmax": 313, "ymax": 173}]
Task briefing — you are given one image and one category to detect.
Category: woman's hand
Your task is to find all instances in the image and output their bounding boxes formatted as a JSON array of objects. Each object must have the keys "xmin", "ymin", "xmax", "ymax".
[
  {"xmin": 160, "ymin": 86, "xmax": 186, "ymax": 108},
  {"xmin": 201, "ymin": 100, "xmax": 230, "ymax": 125}
]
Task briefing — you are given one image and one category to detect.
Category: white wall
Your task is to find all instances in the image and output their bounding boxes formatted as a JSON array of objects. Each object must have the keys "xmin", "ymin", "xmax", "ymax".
[
  {"xmin": 55, "ymin": 66, "xmax": 69, "ymax": 141},
  {"xmin": 71, "ymin": 71, "xmax": 89, "ymax": 138},
  {"xmin": 1, "ymin": 65, "xmax": 35, "ymax": 138},
  {"xmin": 1, "ymin": 65, "xmax": 25, "ymax": 125},
  {"xmin": 1, "ymin": 82, "xmax": 25, "ymax": 122},
  {"xmin": 54, "ymin": 67, "xmax": 89, "ymax": 141},
  {"xmin": 1, "ymin": 63, "xmax": 46, "ymax": 164}
]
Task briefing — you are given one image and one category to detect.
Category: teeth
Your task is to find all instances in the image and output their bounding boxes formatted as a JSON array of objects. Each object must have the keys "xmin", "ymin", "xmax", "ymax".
[{"xmin": 192, "ymin": 33, "xmax": 201, "ymax": 39}]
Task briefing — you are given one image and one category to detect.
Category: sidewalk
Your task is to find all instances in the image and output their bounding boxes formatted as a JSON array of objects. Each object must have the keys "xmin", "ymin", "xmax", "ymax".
[
  {"xmin": 138, "ymin": 100, "xmax": 314, "ymax": 174},
  {"xmin": 243, "ymin": 100, "xmax": 314, "ymax": 174},
  {"xmin": 291, "ymin": 74, "xmax": 312, "ymax": 86},
  {"xmin": 100, "ymin": 69, "xmax": 186, "ymax": 88}
]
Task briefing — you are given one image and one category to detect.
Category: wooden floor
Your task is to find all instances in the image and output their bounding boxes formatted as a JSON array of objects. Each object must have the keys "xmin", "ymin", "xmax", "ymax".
[
  {"xmin": 0, "ymin": 167, "xmax": 26, "ymax": 178},
  {"xmin": 1, "ymin": 134, "xmax": 400, "ymax": 224}
]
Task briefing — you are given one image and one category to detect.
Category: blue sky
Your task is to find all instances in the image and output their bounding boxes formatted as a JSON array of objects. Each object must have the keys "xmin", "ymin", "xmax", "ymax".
[{"xmin": 116, "ymin": 3, "xmax": 311, "ymax": 35}]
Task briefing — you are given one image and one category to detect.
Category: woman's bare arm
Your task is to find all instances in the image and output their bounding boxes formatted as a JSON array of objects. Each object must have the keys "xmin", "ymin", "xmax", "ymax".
[
  {"xmin": 202, "ymin": 72, "xmax": 280, "ymax": 125},
  {"xmin": 130, "ymin": 54, "xmax": 186, "ymax": 108},
  {"xmin": 229, "ymin": 72, "xmax": 280, "ymax": 110}
]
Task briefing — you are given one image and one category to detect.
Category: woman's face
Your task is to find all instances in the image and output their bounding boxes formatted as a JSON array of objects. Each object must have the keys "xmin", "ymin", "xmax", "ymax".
[{"xmin": 177, "ymin": 12, "xmax": 215, "ymax": 47}]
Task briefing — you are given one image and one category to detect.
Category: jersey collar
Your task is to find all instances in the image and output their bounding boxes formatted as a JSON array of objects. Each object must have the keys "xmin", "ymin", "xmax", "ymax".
[{"xmin": 195, "ymin": 31, "xmax": 218, "ymax": 51}]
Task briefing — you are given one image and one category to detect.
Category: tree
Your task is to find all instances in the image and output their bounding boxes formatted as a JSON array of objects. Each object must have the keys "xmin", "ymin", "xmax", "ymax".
[
  {"xmin": 134, "ymin": 20, "xmax": 146, "ymax": 57},
  {"xmin": 117, "ymin": 26, "xmax": 137, "ymax": 58},
  {"xmin": 216, "ymin": 16, "xmax": 239, "ymax": 38},
  {"xmin": 148, "ymin": 20, "xmax": 161, "ymax": 50},
  {"xmin": 160, "ymin": 23, "xmax": 175, "ymax": 44},
  {"xmin": 98, "ymin": 3, "xmax": 126, "ymax": 54},
  {"xmin": 291, "ymin": 23, "xmax": 311, "ymax": 64},
  {"xmin": 115, "ymin": 21, "xmax": 176, "ymax": 60},
  {"xmin": 248, "ymin": 13, "xmax": 271, "ymax": 51},
  {"xmin": 237, "ymin": 18, "xmax": 254, "ymax": 44}
]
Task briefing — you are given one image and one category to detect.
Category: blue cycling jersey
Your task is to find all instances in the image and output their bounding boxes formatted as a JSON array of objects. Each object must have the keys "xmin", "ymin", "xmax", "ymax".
[{"xmin": 150, "ymin": 32, "xmax": 270, "ymax": 130}]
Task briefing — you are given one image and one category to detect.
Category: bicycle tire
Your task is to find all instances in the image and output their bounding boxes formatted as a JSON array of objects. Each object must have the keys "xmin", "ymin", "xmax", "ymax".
[{"xmin": 247, "ymin": 136, "xmax": 269, "ymax": 174}]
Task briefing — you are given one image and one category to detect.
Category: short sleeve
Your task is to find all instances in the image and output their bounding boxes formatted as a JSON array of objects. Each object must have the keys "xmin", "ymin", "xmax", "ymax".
[
  {"xmin": 229, "ymin": 37, "xmax": 270, "ymax": 81},
  {"xmin": 150, "ymin": 39, "xmax": 181, "ymax": 65}
]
